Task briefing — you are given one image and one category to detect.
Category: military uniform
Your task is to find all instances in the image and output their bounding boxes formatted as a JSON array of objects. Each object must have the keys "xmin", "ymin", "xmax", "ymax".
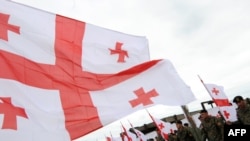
[
  {"xmin": 233, "ymin": 96, "xmax": 250, "ymax": 125},
  {"xmin": 200, "ymin": 116, "xmax": 223, "ymax": 141},
  {"xmin": 168, "ymin": 133, "xmax": 177, "ymax": 141},
  {"xmin": 236, "ymin": 102, "xmax": 250, "ymax": 125},
  {"xmin": 176, "ymin": 126, "xmax": 195, "ymax": 141}
]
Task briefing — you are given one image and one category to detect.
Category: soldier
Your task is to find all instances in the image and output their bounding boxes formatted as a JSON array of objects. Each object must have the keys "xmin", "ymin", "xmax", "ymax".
[
  {"xmin": 168, "ymin": 131, "xmax": 177, "ymax": 141},
  {"xmin": 199, "ymin": 110, "xmax": 223, "ymax": 141},
  {"xmin": 226, "ymin": 95, "xmax": 250, "ymax": 125},
  {"xmin": 175, "ymin": 120, "xmax": 195, "ymax": 141}
]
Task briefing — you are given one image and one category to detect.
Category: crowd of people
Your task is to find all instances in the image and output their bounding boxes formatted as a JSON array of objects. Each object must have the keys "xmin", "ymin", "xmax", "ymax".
[{"xmin": 154, "ymin": 95, "xmax": 250, "ymax": 141}]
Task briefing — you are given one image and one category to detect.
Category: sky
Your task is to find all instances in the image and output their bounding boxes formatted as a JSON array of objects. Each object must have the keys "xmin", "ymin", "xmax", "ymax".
[{"xmin": 11, "ymin": 0, "xmax": 250, "ymax": 140}]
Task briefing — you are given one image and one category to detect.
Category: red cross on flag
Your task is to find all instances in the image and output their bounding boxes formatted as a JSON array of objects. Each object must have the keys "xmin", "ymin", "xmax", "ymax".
[
  {"xmin": 219, "ymin": 106, "xmax": 237, "ymax": 122},
  {"xmin": 0, "ymin": 0, "xmax": 149, "ymax": 74},
  {"xmin": 204, "ymin": 83, "xmax": 231, "ymax": 106},
  {"xmin": 128, "ymin": 120, "xmax": 147, "ymax": 141},
  {"xmin": 207, "ymin": 106, "xmax": 237, "ymax": 122},
  {"xmin": 90, "ymin": 60, "xmax": 196, "ymax": 125},
  {"xmin": 203, "ymin": 83, "xmax": 237, "ymax": 121},
  {"xmin": 149, "ymin": 116, "xmax": 171, "ymax": 140},
  {"xmin": 0, "ymin": 1, "xmax": 195, "ymax": 140},
  {"xmin": 0, "ymin": 79, "xmax": 71, "ymax": 141}
]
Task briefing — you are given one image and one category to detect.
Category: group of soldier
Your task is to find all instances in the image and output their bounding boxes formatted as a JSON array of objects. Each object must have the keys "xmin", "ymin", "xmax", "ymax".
[{"xmin": 159, "ymin": 95, "xmax": 250, "ymax": 141}]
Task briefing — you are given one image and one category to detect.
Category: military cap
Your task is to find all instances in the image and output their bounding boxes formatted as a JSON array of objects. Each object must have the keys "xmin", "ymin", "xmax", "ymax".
[{"xmin": 233, "ymin": 95, "xmax": 244, "ymax": 103}]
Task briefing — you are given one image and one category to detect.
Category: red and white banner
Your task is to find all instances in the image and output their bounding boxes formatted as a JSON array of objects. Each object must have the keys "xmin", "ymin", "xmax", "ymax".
[
  {"xmin": 218, "ymin": 106, "xmax": 237, "ymax": 122},
  {"xmin": 0, "ymin": 79, "xmax": 70, "ymax": 141},
  {"xmin": 149, "ymin": 116, "xmax": 171, "ymax": 140},
  {"xmin": 204, "ymin": 83, "xmax": 237, "ymax": 122},
  {"xmin": 204, "ymin": 83, "xmax": 230, "ymax": 106},
  {"xmin": 0, "ymin": 0, "xmax": 149, "ymax": 74},
  {"xmin": 0, "ymin": 0, "xmax": 195, "ymax": 140},
  {"xmin": 0, "ymin": 0, "xmax": 149, "ymax": 140},
  {"xmin": 90, "ymin": 60, "xmax": 196, "ymax": 125},
  {"xmin": 128, "ymin": 120, "xmax": 147, "ymax": 141}
]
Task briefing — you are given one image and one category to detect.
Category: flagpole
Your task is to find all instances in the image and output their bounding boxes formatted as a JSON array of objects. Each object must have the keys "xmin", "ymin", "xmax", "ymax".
[
  {"xmin": 197, "ymin": 75, "xmax": 213, "ymax": 98},
  {"xmin": 181, "ymin": 105, "xmax": 201, "ymax": 141},
  {"xmin": 198, "ymin": 75, "xmax": 229, "ymax": 122}
]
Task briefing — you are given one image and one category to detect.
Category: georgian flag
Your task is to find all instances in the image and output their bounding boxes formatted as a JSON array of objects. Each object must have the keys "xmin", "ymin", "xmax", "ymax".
[
  {"xmin": 0, "ymin": 1, "xmax": 195, "ymax": 140},
  {"xmin": 219, "ymin": 106, "xmax": 237, "ymax": 122},
  {"xmin": 128, "ymin": 120, "xmax": 147, "ymax": 141},
  {"xmin": 204, "ymin": 83, "xmax": 230, "ymax": 106},
  {"xmin": 150, "ymin": 117, "xmax": 171, "ymax": 140},
  {"xmin": 207, "ymin": 106, "xmax": 237, "ymax": 122},
  {"xmin": 90, "ymin": 60, "xmax": 196, "ymax": 125},
  {"xmin": 204, "ymin": 83, "xmax": 237, "ymax": 121},
  {"xmin": 0, "ymin": 0, "xmax": 149, "ymax": 74},
  {"xmin": 0, "ymin": 79, "xmax": 70, "ymax": 141},
  {"xmin": 0, "ymin": 0, "xmax": 149, "ymax": 140}
]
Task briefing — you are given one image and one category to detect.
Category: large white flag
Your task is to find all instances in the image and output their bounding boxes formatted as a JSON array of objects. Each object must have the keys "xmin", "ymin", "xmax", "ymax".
[
  {"xmin": 0, "ymin": 0, "xmax": 149, "ymax": 74},
  {"xmin": 90, "ymin": 59, "xmax": 196, "ymax": 125},
  {"xmin": 0, "ymin": 0, "xmax": 149, "ymax": 140},
  {"xmin": 0, "ymin": 1, "xmax": 195, "ymax": 140},
  {"xmin": 0, "ymin": 79, "xmax": 70, "ymax": 141}
]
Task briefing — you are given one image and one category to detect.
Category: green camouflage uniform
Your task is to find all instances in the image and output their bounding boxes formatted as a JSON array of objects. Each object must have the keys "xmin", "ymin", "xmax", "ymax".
[
  {"xmin": 236, "ymin": 102, "xmax": 250, "ymax": 125},
  {"xmin": 200, "ymin": 116, "xmax": 223, "ymax": 141},
  {"xmin": 168, "ymin": 133, "xmax": 177, "ymax": 141},
  {"xmin": 176, "ymin": 126, "xmax": 195, "ymax": 141}
]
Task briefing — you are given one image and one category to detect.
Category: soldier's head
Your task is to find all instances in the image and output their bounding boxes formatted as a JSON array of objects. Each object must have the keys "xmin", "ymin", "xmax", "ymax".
[
  {"xmin": 200, "ymin": 109, "xmax": 208, "ymax": 119},
  {"xmin": 175, "ymin": 120, "xmax": 183, "ymax": 129},
  {"xmin": 233, "ymin": 95, "xmax": 245, "ymax": 108}
]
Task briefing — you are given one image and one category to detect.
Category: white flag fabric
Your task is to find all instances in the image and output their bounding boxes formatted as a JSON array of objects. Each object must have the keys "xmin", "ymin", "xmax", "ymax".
[
  {"xmin": 207, "ymin": 107, "xmax": 220, "ymax": 117},
  {"xmin": 0, "ymin": 0, "xmax": 195, "ymax": 140},
  {"xmin": 0, "ymin": 79, "xmax": 70, "ymax": 141},
  {"xmin": 150, "ymin": 117, "xmax": 170, "ymax": 140},
  {"xmin": 82, "ymin": 24, "xmax": 150, "ymax": 74},
  {"xmin": 204, "ymin": 83, "xmax": 237, "ymax": 121},
  {"xmin": 0, "ymin": 0, "xmax": 149, "ymax": 74},
  {"xmin": 90, "ymin": 59, "xmax": 196, "ymax": 125},
  {"xmin": 204, "ymin": 83, "xmax": 230, "ymax": 106},
  {"xmin": 219, "ymin": 106, "xmax": 237, "ymax": 122},
  {"xmin": 0, "ymin": 0, "xmax": 150, "ymax": 140}
]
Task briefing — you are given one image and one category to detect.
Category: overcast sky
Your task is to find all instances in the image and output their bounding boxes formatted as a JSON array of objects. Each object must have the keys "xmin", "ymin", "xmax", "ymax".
[{"xmin": 12, "ymin": 0, "xmax": 250, "ymax": 140}]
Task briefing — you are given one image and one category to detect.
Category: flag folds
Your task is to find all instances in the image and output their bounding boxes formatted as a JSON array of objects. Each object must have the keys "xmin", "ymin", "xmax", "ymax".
[
  {"xmin": 0, "ymin": 0, "xmax": 195, "ymax": 140},
  {"xmin": 148, "ymin": 114, "xmax": 172, "ymax": 140},
  {"xmin": 204, "ymin": 83, "xmax": 237, "ymax": 122},
  {"xmin": 90, "ymin": 59, "xmax": 196, "ymax": 125}
]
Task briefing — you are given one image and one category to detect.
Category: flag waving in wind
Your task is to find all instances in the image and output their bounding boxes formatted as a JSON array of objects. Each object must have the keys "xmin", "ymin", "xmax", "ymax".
[
  {"xmin": 0, "ymin": 0, "xmax": 195, "ymax": 140},
  {"xmin": 148, "ymin": 113, "xmax": 170, "ymax": 140},
  {"xmin": 202, "ymin": 82, "xmax": 237, "ymax": 122},
  {"xmin": 0, "ymin": 0, "xmax": 149, "ymax": 140},
  {"xmin": 204, "ymin": 83, "xmax": 230, "ymax": 106},
  {"xmin": 128, "ymin": 120, "xmax": 147, "ymax": 141}
]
